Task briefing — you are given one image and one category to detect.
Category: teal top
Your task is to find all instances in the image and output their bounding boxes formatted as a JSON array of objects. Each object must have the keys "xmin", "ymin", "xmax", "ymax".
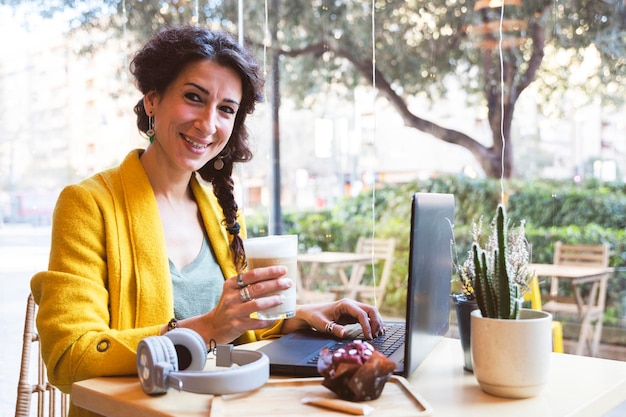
[{"xmin": 170, "ymin": 235, "xmax": 224, "ymax": 320}]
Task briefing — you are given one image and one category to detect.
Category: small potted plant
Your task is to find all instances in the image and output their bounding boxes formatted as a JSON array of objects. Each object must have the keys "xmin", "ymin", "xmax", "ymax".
[
  {"xmin": 469, "ymin": 204, "xmax": 533, "ymax": 319},
  {"xmin": 456, "ymin": 204, "xmax": 552, "ymax": 398},
  {"xmin": 450, "ymin": 222, "xmax": 480, "ymax": 373}
]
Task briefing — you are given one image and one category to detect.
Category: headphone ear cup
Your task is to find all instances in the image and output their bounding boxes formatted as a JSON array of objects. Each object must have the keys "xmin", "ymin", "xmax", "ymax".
[
  {"xmin": 137, "ymin": 335, "xmax": 178, "ymax": 395},
  {"xmin": 137, "ymin": 329, "xmax": 269, "ymax": 396},
  {"xmin": 164, "ymin": 328, "xmax": 207, "ymax": 371}
]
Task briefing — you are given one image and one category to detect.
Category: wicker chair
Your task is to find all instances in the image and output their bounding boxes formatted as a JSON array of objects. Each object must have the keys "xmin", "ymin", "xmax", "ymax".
[{"xmin": 15, "ymin": 293, "xmax": 69, "ymax": 417}]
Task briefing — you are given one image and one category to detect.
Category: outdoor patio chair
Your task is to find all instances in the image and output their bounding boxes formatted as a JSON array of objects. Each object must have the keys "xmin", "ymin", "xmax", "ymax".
[
  {"xmin": 332, "ymin": 237, "xmax": 396, "ymax": 304},
  {"xmin": 524, "ymin": 276, "xmax": 564, "ymax": 353},
  {"xmin": 15, "ymin": 293, "xmax": 69, "ymax": 417},
  {"xmin": 542, "ymin": 241, "xmax": 610, "ymax": 356}
]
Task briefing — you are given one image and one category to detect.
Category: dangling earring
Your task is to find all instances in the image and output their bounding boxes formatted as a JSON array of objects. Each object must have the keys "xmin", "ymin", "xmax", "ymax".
[
  {"xmin": 147, "ymin": 114, "xmax": 155, "ymax": 143},
  {"xmin": 214, "ymin": 155, "xmax": 224, "ymax": 170}
]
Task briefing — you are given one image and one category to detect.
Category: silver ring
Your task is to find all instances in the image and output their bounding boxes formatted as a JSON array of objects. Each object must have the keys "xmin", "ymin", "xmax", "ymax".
[
  {"xmin": 325, "ymin": 321, "xmax": 336, "ymax": 334},
  {"xmin": 236, "ymin": 273, "xmax": 245, "ymax": 288},
  {"xmin": 239, "ymin": 286, "xmax": 252, "ymax": 303}
]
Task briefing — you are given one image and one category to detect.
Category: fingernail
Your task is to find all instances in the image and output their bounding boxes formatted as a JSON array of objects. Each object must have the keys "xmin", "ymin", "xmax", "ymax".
[{"xmin": 278, "ymin": 278, "xmax": 292, "ymax": 287}]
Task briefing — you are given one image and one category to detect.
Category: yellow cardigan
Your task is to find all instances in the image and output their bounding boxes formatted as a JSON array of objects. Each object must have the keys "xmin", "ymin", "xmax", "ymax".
[{"xmin": 31, "ymin": 150, "xmax": 282, "ymax": 405}]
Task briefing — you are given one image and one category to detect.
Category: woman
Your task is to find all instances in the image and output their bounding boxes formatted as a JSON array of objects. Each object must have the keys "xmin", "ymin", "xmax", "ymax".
[{"xmin": 30, "ymin": 25, "xmax": 384, "ymax": 415}]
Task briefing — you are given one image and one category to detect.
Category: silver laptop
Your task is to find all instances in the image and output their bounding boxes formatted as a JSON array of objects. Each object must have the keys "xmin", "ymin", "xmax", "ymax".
[{"xmin": 258, "ymin": 192, "xmax": 455, "ymax": 378}]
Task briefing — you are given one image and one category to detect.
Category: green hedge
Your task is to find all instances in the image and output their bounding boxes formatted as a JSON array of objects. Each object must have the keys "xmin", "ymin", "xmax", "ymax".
[{"xmin": 245, "ymin": 175, "xmax": 626, "ymax": 321}]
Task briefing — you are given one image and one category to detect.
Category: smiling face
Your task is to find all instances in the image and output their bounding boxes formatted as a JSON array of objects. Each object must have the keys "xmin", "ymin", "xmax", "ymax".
[{"xmin": 144, "ymin": 59, "xmax": 243, "ymax": 175}]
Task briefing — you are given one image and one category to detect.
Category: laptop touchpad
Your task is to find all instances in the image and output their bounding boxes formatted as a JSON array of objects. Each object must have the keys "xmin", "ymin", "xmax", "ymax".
[{"xmin": 259, "ymin": 331, "xmax": 336, "ymax": 363}]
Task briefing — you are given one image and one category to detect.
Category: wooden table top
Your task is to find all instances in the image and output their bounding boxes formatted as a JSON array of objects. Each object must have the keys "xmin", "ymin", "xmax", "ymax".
[
  {"xmin": 529, "ymin": 263, "xmax": 612, "ymax": 279},
  {"xmin": 72, "ymin": 338, "xmax": 626, "ymax": 417},
  {"xmin": 297, "ymin": 252, "xmax": 373, "ymax": 264}
]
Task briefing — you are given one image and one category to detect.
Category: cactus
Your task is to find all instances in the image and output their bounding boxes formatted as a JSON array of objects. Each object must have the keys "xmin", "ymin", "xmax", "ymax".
[{"xmin": 464, "ymin": 204, "xmax": 530, "ymax": 320}]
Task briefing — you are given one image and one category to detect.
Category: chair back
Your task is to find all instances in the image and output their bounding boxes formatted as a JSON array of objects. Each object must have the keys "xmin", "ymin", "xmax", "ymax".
[
  {"xmin": 351, "ymin": 237, "xmax": 396, "ymax": 303},
  {"xmin": 553, "ymin": 241, "xmax": 609, "ymax": 267},
  {"xmin": 524, "ymin": 276, "xmax": 543, "ymax": 311},
  {"xmin": 15, "ymin": 294, "xmax": 69, "ymax": 417},
  {"xmin": 550, "ymin": 242, "xmax": 609, "ymax": 297}
]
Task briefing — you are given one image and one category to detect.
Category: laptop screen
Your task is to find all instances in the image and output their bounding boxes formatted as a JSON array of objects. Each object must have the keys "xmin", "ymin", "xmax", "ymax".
[
  {"xmin": 257, "ymin": 192, "xmax": 455, "ymax": 378},
  {"xmin": 403, "ymin": 192, "xmax": 455, "ymax": 377}
]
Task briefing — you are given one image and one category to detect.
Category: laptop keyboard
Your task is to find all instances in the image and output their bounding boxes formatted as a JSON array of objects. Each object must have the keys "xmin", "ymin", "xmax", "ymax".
[{"xmin": 306, "ymin": 322, "xmax": 405, "ymax": 365}]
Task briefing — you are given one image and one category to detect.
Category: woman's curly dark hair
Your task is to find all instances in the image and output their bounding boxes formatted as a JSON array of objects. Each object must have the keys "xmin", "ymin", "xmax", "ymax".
[{"xmin": 130, "ymin": 25, "xmax": 264, "ymax": 271}]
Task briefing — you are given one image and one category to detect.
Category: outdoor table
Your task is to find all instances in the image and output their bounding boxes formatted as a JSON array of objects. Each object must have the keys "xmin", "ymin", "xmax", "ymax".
[
  {"xmin": 530, "ymin": 263, "xmax": 613, "ymax": 357},
  {"xmin": 297, "ymin": 252, "xmax": 373, "ymax": 301}
]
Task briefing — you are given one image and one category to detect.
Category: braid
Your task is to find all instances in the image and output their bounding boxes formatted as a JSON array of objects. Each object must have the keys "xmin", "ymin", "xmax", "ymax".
[{"xmin": 204, "ymin": 160, "xmax": 247, "ymax": 272}]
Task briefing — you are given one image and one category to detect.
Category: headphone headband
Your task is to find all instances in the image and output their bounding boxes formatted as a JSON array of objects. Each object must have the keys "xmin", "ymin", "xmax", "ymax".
[{"xmin": 137, "ymin": 328, "xmax": 269, "ymax": 395}]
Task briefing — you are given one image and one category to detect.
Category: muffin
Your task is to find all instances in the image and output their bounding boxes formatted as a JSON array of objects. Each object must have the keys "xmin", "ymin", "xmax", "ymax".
[{"xmin": 317, "ymin": 340, "xmax": 397, "ymax": 401}]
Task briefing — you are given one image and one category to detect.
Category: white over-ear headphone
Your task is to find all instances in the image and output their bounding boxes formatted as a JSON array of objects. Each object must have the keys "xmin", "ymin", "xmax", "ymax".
[{"xmin": 136, "ymin": 328, "xmax": 269, "ymax": 395}]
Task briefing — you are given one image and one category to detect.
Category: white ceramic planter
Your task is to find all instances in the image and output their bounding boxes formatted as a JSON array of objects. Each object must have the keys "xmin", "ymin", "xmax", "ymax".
[{"xmin": 470, "ymin": 308, "xmax": 552, "ymax": 399}]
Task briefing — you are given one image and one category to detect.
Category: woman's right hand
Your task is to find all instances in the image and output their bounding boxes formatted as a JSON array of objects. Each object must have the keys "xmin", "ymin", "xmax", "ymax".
[{"xmin": 183, "ymin": 265, "xmax": 291, "ymax": 344}]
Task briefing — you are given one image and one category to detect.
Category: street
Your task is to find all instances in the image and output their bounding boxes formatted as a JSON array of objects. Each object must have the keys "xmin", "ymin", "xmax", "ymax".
[{"xmin": 0, "ymin": 224, "xmax": 51, "ymax": 417}]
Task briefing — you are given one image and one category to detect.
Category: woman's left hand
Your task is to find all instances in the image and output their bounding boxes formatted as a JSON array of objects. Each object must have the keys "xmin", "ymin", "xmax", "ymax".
[{"xmin": 281, "ymin": 298, "xmax": 385, "ymax": 340}]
